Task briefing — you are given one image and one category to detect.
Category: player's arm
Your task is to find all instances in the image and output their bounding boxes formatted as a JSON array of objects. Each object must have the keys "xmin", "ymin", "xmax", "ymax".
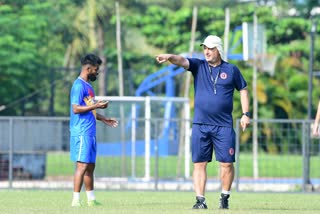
[
  {"xmin": 72, "ymin": 101, "xmax": 108, "ymax": 114},
  {"xmin": 96, "ymin": 113, "xmax": 118, "ymax": 128},
  {"xmin": 156, "ymin": 54, "xmax": 189, "ymax": 70},
  {"xmin": 240, "ymin": 88, "xmax": 250, "ymax": 131},
  {"xmin": 313, "ymin": 101, "xmax": 320, "ymax": 135}
]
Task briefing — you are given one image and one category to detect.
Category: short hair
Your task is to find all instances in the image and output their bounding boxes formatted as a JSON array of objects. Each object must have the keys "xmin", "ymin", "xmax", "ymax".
[{"xmin": 80, "ymin": 53, "xmax": 102, "ymax": 66}]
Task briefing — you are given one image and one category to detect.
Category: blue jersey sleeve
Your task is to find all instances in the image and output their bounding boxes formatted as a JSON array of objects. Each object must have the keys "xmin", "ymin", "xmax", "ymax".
[
  {"xmin": 70, "ymin": 81, "xmax": 84, "ymax": 105},
  {"xmin": 187, "ymin": 58, "xmax": 202, "ymax": 75},
  {"xmin": 232, "ymin": 65, "xmax": 247, "ymax": 91}
]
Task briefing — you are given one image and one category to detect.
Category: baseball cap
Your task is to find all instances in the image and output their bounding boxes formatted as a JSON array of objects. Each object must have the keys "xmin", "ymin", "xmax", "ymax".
[
  {"xmin": 200, "ymin": 35, "xmax": 225, "ymax": 60},
  {"xmin": 200, "ymin": 35, "xmax": 223, "ymax": 48}
]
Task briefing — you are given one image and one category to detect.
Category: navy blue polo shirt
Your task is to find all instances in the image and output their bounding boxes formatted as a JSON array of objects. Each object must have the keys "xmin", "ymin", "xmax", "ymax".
[{"xmin": 187, "ymin": 58, "xmax": 247, "ymax": 127}]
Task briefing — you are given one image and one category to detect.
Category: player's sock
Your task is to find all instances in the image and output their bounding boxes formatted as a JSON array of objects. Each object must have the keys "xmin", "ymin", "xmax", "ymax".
[
  {"xmin": 86, "ymin": 190, "xmax": 96, "ymax": 201},
  {"xmin": 221, "ymin": 190, "xmax": 230, "ymax": 195},
  {"xmin": 71, "ymin": 192, "xmax": 81, "ymax": 207},
  {"xmin": 73, "ymin": 192, "xmax": 80, "ymax": 201}
]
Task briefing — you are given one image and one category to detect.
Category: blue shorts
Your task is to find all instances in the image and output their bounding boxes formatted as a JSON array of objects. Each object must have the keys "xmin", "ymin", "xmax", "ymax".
[
  {"xmin": 70, "ymin": 135, "xmax": 97, "ymax": 163},
  {"xmin": 191, "ymin": 124, "xmax": 235, "ymax": 163}
]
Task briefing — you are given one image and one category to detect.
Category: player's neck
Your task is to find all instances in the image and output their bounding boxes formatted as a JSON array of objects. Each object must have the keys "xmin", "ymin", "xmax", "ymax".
[
  {"xmin": 79, "ymin": 72, "xmax": 89, "ymax": 82},
  {"xmin": 209, "ymin": 59, "xmax": 222, "ymax": 67}
]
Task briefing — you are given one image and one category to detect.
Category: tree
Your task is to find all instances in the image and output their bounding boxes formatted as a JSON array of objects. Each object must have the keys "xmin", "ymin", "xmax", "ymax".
[
  {"xmin": 0, "ymin": 1, "xmax": 80, "ymax": 116},
  {"xmin": 0, "ymin": 0, "xmax": 319, "ymax": 120}
]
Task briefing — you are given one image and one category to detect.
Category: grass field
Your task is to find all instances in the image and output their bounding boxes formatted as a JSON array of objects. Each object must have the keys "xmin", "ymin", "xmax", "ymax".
[
  {"xmin": 0, "ymin": 190, "xmax": 319, "ymax": 214},
  {"xmin": 46, "ymin": 152, "xmax": 320, "ymax": 178}
]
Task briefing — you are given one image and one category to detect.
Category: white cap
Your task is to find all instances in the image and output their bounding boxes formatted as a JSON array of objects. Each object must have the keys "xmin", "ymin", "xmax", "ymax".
[{"xmin": 200, "ymin": 35, "xmax": 225, "ymax": 61}]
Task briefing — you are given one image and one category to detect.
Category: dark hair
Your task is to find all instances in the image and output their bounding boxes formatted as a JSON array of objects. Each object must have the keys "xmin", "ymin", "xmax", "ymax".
[{"xmin": 80, "ymin": 53, "xmax": 102, "ymax": 66}]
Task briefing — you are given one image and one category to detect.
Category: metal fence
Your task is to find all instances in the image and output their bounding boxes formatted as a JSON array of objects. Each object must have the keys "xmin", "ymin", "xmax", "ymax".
[
  {"xmin": 234, "ymin": 118, "xmax": 320, "ymax": 192},
  {"xmin": 0, "ymin": 114, "xmax": 319, "ymax": 192}
]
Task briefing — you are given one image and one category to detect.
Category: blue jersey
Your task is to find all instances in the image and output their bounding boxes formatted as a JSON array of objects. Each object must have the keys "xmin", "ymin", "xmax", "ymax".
[
  {"xmin": 187, "ymin": 58, "xmax": 247, "ymax": 127},
  {"xmin": 69, "ymin": 77, "xmax": 97, "ymax": 136}
]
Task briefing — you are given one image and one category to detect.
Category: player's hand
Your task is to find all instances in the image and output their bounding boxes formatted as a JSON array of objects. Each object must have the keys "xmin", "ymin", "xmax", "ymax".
[
  {"xmin": 156, "ymin": 54, "xmax": 169, "ymax": 64},
  {"xmin": 95, "ymin": 100, "xmax": 109, "ymax": 109},
  {"xmin": 101, "ymin": 118, "xmax": 118, "ymax": 128},
  {"xmin": 312, "ymin": 124, "xmax": 319, "ymax": 136},
  {"xmin": 240, "ymin": 115, "xmax": 250, "ymax": 132}
]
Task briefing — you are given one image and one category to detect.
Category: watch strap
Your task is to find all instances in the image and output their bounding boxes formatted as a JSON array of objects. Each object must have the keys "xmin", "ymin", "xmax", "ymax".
[{"xmin": 242, "ymin": 112, "xmax": 251, "ymax": 117}]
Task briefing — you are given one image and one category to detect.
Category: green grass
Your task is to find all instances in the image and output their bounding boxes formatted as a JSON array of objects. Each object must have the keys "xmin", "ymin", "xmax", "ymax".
[
  {"xmin": 0, "ymin": 190, "xmax": 319, "ymax": 214},
  {"xmin": 46, "ymin": 152, "xmax": 320, "ymax": 178}
]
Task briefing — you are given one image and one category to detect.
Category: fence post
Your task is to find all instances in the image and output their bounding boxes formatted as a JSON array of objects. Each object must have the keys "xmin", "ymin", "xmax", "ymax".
[
  {"xmin": 154, "ymin": 120, "xmax": 159, "ymax": 191},
  {"xmin": 144, "ymin": 97, "xmax": 151, "ymax": 181},
  {"xmin": 302, "ymin": 121, "xmax": 313, "ymax": 192},
  {"xmin": 9, "ymin": 118, "xmax": 13, "ymax": 188},
  {"xmin": 184, "ymin": 101, "xmax": 191, "ymax": 179},
  {"xmin": 131, "ymin": 103, "xmax": 136, "ymax": 178}
]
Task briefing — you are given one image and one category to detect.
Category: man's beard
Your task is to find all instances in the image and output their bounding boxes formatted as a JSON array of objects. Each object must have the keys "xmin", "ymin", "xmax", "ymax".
[{"xmin": 88, "ymin": 73, "xmax": 97, "ymax": 81}]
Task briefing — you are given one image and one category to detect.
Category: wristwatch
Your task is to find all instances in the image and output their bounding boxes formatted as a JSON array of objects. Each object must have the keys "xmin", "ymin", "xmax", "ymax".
[{"xmin": 242, "ymin": 112, "xmax": 251, "ymax": 118}]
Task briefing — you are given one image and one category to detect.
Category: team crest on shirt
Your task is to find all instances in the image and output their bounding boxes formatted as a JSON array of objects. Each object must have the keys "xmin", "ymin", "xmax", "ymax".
[
  {"xmin": 229, "ymin": 148, "xmax": 234, "ymax": 155},
  {"xmin": 220, "ymin": 72, "xmax": 227, "ymax": 79}
]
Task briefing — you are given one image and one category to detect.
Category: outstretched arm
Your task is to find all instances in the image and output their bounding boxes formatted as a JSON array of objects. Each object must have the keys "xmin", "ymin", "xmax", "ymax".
[{"xmin": 155, "ymin": 54, "xmax": 189, "ymax": 70}]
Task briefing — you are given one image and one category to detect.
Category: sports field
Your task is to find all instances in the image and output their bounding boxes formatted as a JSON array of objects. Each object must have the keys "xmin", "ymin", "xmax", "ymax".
[
  {"xmin": 46, "ymin": 152, "xmax": 320, "ymax": 178},
  {"xmin": 0, "ymin": 190, "xmax": 319, "ymax": 214}
]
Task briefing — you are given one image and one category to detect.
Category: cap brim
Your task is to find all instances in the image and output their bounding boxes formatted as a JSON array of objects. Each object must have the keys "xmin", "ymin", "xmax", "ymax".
[{"xmin": 200, "ymin": 43, "xmax": 217, "ymax": 49}]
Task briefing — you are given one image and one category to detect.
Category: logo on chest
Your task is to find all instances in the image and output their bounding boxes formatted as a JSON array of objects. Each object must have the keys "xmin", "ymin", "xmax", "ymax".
[{"xmin": 220, "ymin": 72, "xmax": 228, "ymax": 80}]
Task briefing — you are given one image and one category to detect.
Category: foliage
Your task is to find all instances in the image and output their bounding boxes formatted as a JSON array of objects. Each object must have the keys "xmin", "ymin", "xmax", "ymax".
[
  {"xmin": 1, "ymin": 1, "xmax": 320, "ymax": 127},
  {"xmin": 0, "ymin": 0, "xmax": 79, "ymax": 116}
]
